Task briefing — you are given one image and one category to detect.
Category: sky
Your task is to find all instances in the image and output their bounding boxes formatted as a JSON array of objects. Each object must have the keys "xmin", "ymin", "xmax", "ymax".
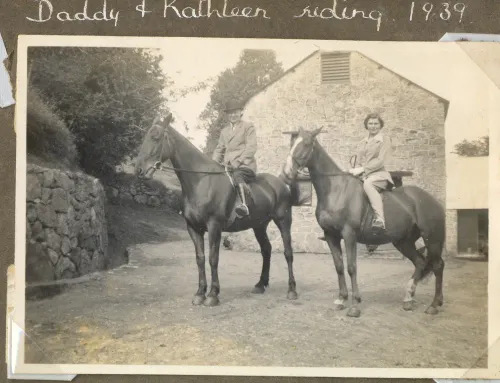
[{"xmin": 158, "ymin": 38, "xmax": 497, "ymax": 153}]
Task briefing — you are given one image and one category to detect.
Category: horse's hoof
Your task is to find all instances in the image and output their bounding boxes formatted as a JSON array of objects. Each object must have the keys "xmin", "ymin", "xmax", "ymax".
[
  {"xmin": 347, "ymin": 307, "xmax": 361, "ymax": 318},
  {"xmin": 403, "ymin": 301, "xmax": 416, "ymax": 311},
  {"xmin": 252, "ymin": 285, "xmax": 266, "ymax": 294},
  {"xmin": 425, "ymin": 306, "xmax": 439, "ymax": 315},
  {"xmin": 287, "ymin": 291, "xmax": 298, "ymax": 300},
  {"xmin": 334, "ymin": 299, "xmax": 346, "ymax": 310},
  {"xmin": 192, "ymin": 295, "xmax": 205, "ymax": 306},
  {"xmin": 204, "ymin": 296, "xmax": 220, "ymax": 307}
]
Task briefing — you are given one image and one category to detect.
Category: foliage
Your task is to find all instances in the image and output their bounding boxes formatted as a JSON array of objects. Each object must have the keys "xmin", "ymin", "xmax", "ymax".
[
  {"xmin": 28, "ymin": 47, "xmax": 169, "ymax": 178},
  {"xmin": 200, "ymin": 49, "xmax": 284, "ymax": 155},
  {"xmin": 27, "ymin": 88, "xmax": 78, "ymax": 168},
  {"xmin": 452, "ymin": 136, "xmax": 489, "ymax": 157}
]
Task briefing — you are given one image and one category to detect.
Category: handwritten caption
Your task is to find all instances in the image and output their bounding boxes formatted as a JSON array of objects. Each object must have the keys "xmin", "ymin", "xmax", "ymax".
[{"xmin": 26, "ymin": 0, "xmax": 468, "ymax": 32}]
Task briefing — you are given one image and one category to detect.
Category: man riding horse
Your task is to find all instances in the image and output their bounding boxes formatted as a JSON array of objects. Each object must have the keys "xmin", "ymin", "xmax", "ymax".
[{"xmin": 212, "ymin": 100, "xmax": 257, "ymax": 217}]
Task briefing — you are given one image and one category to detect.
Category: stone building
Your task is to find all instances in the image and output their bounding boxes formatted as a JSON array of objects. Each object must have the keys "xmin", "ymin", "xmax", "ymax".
[
  {"xmin": 229, "ymin": 50, "xmax": 449, "ymax": 254},
  {"xmin": 446, "ymin": 157, "xmax": 489, "ymax": 257}
]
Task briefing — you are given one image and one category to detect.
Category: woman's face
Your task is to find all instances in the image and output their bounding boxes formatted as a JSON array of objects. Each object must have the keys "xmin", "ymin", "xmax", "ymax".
[{"xmin": 366, "ymin": 118, "xmax": 382, "ymax": 135}]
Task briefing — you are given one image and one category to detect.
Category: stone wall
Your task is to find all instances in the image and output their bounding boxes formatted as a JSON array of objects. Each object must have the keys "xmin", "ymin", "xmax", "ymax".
[
  {"xmin": 105, "ymin": 177, "xmax": 183, "ymax": 212},
  {"xmin": 230, "ymin": 51, "xmax": 447, "ymax": 254},
  {"xmin": 445, "ymin": 209, "xmax": 458, "ymax": 255},
  {"xmin": 26, "ymin": 164, "xmax": 109, "ymax": 283}
]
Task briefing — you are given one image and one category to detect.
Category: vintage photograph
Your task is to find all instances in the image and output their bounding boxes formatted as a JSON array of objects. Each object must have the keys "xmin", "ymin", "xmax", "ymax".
[{"xmin": 14, "ymin": 36, "xmax": 497, "ymax": 378}]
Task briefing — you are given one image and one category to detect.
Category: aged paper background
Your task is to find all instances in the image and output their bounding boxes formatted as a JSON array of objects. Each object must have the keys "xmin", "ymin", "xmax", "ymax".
[{"xmin": 2, "ymin": 0, "xmax": 500, "ymax": 382}]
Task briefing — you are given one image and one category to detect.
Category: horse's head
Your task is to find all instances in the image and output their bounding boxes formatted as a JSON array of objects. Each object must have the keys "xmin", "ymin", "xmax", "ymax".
[
  {"xmin": 135, "ymin": 112, "xmax": 174, "ymax": 180},
  {"xmin": 280, "ymin": 126, "xmax": 322, "ymax": 184}
]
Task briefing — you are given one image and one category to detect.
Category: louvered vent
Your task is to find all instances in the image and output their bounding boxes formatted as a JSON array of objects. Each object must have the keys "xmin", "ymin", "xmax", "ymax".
[{"xmin": 320, "ymin": 52, "xmax": 351, "ymax": 84}]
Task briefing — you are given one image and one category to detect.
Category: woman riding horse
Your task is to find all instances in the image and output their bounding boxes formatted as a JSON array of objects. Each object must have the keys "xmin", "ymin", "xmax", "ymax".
[
  {"xmin": 320, "ymin": 112, "xmax": 394, "ymax": 241},
  {"xmin": 349, "ymin": 113, "xmax": 394, "ymax": 231}
]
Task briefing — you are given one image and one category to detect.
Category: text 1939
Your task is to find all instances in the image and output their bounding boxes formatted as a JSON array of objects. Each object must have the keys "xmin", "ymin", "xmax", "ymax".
[{"xmin": 409, "ymin": 2, "xmax": 466, "ymax": 22}]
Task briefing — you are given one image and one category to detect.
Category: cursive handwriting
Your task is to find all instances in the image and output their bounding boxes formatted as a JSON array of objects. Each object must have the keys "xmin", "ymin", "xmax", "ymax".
[
  {"xmin": 26, "ymin": 0, "xmax": 120, "ymax": 27},
  {"xmin": 294, "ymin": 0, "xmax": 383, "ymax": 31},
  {"xmin": 163, "ymin": 0, "xmax": 270, "ymax": 19}
]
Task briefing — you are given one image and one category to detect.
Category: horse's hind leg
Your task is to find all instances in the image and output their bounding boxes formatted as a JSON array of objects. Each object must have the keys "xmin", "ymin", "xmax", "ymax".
[
  {"xmin": 423, "ymin": 240, "xmax": 445, "ymax": 315},
  {"xmin": 392, "ymin": 239, "xmax": 427, "ymax": 311},
  {"xmin": 273, "ymin": 210, "xmax": 298, "ymax": 300},
  {"xmin": 252, "ymin": 223, "xmax": 272, "ymax": 294}
]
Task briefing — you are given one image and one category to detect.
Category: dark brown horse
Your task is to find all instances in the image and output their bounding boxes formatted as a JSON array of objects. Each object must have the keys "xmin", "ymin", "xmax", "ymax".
[
  {"xmin": 280, "ymin": 127, "xmax": 445, "ymax": 317},
  {"xmin": 134, "ymin": 114, "xmax": 298, "ymax": 307}
]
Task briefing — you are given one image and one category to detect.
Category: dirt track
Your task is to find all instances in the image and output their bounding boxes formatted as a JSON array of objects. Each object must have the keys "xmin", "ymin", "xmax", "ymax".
[{"xmin": 25, "ymin": 206, "xmax": 488, "ymax": 369}]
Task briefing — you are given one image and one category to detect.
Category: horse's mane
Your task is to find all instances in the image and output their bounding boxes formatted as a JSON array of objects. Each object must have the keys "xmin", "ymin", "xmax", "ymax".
[
  {"xmin": 167, "ymin": 124, "xmax": 223, "ymax": 169},
  {"xmin": 311, "ymin": 138, "xmax": 346, "ymax": 175}
]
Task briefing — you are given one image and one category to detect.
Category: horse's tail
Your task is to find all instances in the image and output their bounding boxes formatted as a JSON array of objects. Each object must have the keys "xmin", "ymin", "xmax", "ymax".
[{"xmin": 404, "ymin": 185, "xmax": 445, "ymax": 279}]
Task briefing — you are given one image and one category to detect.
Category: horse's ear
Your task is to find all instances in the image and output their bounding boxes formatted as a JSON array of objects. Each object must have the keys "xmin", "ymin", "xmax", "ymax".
[
  {"xmin": 298, "ymin": 126, "xmax": 305, "ymax": 135},
  {"xmin": 165, "ymin": 112, "xmax": 173, "ymax": 124},
  {"xmin": 312, "ymin": 126, "xmax": 323, "ymax": 137}
]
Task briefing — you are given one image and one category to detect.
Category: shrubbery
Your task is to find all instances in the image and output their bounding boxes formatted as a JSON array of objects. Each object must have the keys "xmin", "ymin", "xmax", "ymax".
[
  {"xmin": 452, "ymin": 136, "xmax": 489, "ymax": 157},
  {"xmin": 201, "ymin": 49, "xmax": 284, "ymax": 156},
  {"xmin": 28, "ymin": 47, "xmax": 169, "ymax": 178},
  {"xmin": 27, "ymin": 88, "xmax": 78, "ymax": 168}
]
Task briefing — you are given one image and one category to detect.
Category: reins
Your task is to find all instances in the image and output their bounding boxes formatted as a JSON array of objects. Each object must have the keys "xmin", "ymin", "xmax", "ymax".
[
  {"xmin": 151, "ymin": 124, "xmax": 352, "ymax": 177},
  {"xmin": 157, "ymin": 165, "xmax": 231, "ymax": 175},
  {"xmin": 152, "ymin": 123, "xmax": 233, "ymax": 175}
]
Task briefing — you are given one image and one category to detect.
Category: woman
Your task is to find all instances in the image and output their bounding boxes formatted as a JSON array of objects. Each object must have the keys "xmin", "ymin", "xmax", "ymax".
[{"xmin": 348, "ymin": 113, "xmax": 394, "ymax": 230}]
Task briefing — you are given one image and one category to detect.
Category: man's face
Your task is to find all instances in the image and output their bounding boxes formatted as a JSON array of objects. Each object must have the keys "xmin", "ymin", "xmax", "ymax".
[{"xmin": 228, "ymin": 109, "xmax": 242, "ymax": 124}]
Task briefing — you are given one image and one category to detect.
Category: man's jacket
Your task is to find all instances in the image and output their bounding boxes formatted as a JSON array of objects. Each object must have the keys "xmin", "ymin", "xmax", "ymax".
[{"xmin": 212, "ymin": 120, "xmax": 257, "ymax": 173}]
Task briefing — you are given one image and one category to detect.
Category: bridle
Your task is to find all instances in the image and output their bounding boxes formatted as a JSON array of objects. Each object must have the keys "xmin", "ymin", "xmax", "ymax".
[
  {"xmin": 290, "ymin": 140, "xmax": 315, "ymax": 172},
  {"xmin": 145, "ymin": 124, "xmax": 233, "ymax": 175}
]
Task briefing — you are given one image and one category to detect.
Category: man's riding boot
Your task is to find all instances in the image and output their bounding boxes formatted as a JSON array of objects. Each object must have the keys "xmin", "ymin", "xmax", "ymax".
[
  {"xmin": 235, "ymin": 184, "xmax": 250, "ymax": 217},
  {"xmin": 372, "ymin": 215, "xmax": 386, "ymax": 230}
]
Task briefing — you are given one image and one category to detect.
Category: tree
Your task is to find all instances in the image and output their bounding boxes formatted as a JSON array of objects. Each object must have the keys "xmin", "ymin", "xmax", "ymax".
[
  {"xmin": 200, "ymin": 49, "xmax": 284, "ymax": 155},
  {"xmin": 28, "ymin": 47, "xmax": 170, "ymax": 178},
  {"xmin": 452, "ymin": 136, "xmax": 489, "ymax": 157}
]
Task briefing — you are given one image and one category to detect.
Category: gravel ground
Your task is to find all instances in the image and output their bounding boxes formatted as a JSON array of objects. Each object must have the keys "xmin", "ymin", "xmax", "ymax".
[{"xmin": 25, "ymin": 236, "xmax": 488, "ymax": 369}]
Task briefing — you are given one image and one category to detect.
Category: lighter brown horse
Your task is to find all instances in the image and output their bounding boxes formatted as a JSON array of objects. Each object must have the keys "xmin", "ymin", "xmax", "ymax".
[
  {"xmin": 134, "ymin": 113, "xmax": 298, "ymax": 307},
  {"xmin": 280, "ymin": 127, "xmax": 445, "ymax": 317}
]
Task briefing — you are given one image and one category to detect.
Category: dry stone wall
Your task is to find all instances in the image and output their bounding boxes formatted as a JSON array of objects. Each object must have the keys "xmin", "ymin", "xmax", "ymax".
[
  {"xmin": 26, "ymin": 164, "xmax": 109, "ymax": 283},
  {"xmin": 105, "ymin": 178, "xmax": 183, "ymax": 212},
  {"xmin": 445, "ymin": 210, "xmax": 458, "ymax": 255}
]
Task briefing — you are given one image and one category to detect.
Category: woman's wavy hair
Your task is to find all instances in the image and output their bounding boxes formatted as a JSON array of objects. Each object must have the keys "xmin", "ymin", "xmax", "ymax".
[{"xmin": 363, "ymin": 113, "xmax": 385, "ymax": 130}]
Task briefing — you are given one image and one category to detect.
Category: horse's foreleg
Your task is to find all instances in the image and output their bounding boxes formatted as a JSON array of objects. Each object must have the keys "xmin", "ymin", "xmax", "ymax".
[
  {"xmin": 342, "ymin": 226, "xmax": 361, "ymax": 318},
  {"xmin": 252, "ymin": 224, "xmax": 272, "ymax": 294},
  {"xmin": 274, "ymin": 212, "xmax": 298, "ymax": 300},
  {"xmin": 324, "ymin": 231, "xmax": 348, "ymax": 310},
  {"xmin": 205, "ymin": 220, "xmax": 222, "ymax": 307},
  {"xmin": 187, "ymin": 223, "xmax": 207, "ymax": 306}
]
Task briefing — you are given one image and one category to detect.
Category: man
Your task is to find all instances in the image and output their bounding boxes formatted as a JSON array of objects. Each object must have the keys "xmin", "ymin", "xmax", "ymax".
[{"xmin": 212, "ymin": 100, "xmax": 257, "ymax": 217}]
